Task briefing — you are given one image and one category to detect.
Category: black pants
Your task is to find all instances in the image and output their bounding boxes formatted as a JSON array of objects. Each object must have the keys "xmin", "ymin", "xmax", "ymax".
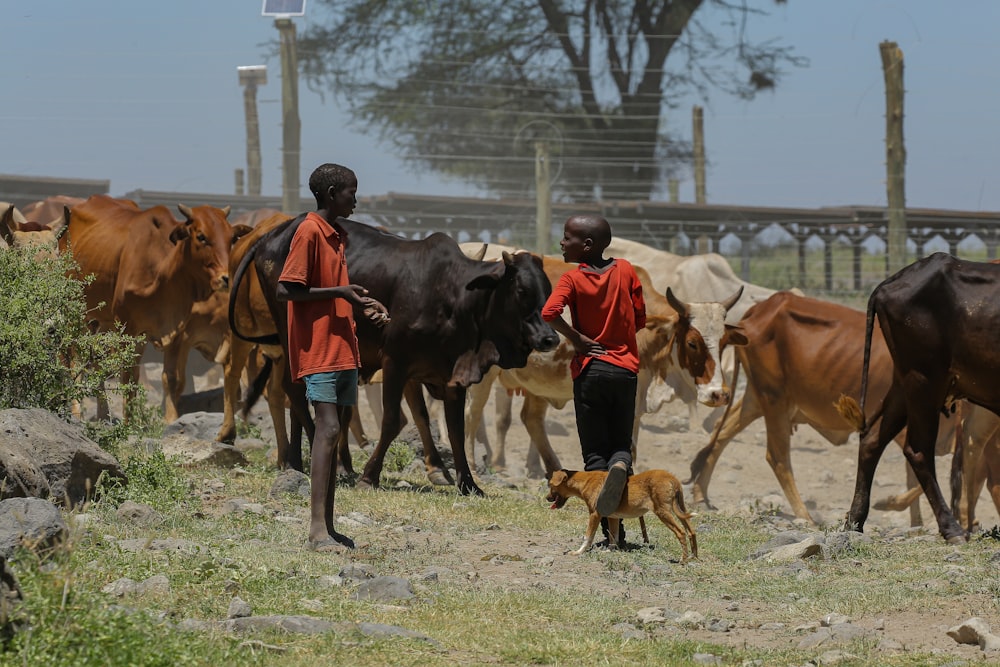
[{"xmin": 573, "ymin": 359, "xmax": 637, "ymax": 474}]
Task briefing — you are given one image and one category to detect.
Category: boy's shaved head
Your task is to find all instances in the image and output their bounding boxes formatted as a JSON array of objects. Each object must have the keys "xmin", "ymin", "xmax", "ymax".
[{"xmin": 566, "ymin": 214, "xmax": 612, "ymax": 251}]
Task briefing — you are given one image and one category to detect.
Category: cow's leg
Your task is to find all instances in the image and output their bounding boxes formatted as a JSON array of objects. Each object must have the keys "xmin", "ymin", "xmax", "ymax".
[
  {"xmin": 846, "ymin": 383, "xmax": 908, "ymax": 533},
  {"xmin": 900, "ymin": 402, "xmax": 965, "ymax": 542},
  {"xmin": 359, "ymin": 362, "xmax": 407, "ymax": 490},
  {"xmin": 521, "ymin": 393, "xmax": 561, "ymax": 477},
  {"xmin": 758, "ymin": 401, "xmax": 813, "ymax": 523},
  {"xmin": 491, "ymin": 386, "xmax": 514, "ymax": 471},
  {"xmin": 688, "ymin": 391, "xmax": 763, "ymax": 510},
  {"xmin": 280, "ymin": 364, "xmax": 311, "ymax": 473},
  {"xmin": 443, "ymin": 387, "xmax": 484, "ymax": 496},
  {"xmin": 215, "ymin": 337, "xmax": 250, "ymax": 444},
  {"xmin": 959, "ymin": 406, "xmax": 1000, "ymax": 530},
  {"xmin": 161, "ymin": 338, "xmax": 188, "ymax": 423},
  {"xmin": 402, "ymin": 381, "xmax": 453, "ymax": 486},
  {"xmin": 465, "ymin": 367, "xmax": 498, "ymax": 473}
]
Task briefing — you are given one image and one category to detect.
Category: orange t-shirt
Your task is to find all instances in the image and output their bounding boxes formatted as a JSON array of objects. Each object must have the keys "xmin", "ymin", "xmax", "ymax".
[
  {"xmin": 541, "ymin": 258, "xmax": 646, "ymax": 379},
  {"xmin": 278, "ymin": 212, "xmax": 360, "ymax": 381}
]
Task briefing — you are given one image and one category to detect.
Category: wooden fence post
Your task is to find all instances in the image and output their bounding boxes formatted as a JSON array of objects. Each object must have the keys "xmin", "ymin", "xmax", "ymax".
[{"xmin": 881, "ymin": 41, "xmax": 906, "ymax": 274}]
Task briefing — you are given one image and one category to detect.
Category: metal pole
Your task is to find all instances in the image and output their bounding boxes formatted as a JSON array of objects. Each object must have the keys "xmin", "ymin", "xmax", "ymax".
[
  {"xmin": 276, "ymin": 18, "xmax": 301, "ymax": 213},
  {"xmin": 535, "ymin": 141, "xmax": 551, "ymax": 254}
]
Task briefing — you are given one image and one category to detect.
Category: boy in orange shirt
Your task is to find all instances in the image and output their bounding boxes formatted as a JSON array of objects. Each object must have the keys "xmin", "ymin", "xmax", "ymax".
[
  {"xmin": 541, "ymin": 214, "xmax": 646, "ymax": 543},
  {"xmin": 277, "ymin": 163, "xmax": 388, "ymax": 552}
]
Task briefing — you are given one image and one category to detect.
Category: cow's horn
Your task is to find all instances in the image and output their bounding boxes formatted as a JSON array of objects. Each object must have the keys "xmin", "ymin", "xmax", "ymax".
[
  {"xmin": 177, "ymin": 204, "xmax": 194, "ymax": 220},
  {"xmin": 501, "ymin": 250, "xmax": 514, "ymax": 266},
  {"xmin": 471, "ymin": 243, "xmax": 488, "ymax": 261},
  {"xmin": 665, "ymin": 287, "xmax": 688, "ymax": 316},
  {"xmin": 720, "ymin": 286, "xmax": 745, "ymax": 312},
  {"xmin": 221, "ymin": 205, "xmax": 231, "ymax": 217}
]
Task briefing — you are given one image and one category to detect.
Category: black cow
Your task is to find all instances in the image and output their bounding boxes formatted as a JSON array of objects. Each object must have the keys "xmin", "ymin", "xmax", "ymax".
[
  {"xmin": 839, "ymin": 253, "xmax": 1000, "ymax": 542},
  {"xmin": 231, "ymin": 215, "xmax": 559, "ymax": 496}
]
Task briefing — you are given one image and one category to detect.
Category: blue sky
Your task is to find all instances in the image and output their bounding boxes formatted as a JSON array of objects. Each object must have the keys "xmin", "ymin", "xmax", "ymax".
[{"xmin": 6, "ymin": 1, "xmax": 1000, "ymax": 211}]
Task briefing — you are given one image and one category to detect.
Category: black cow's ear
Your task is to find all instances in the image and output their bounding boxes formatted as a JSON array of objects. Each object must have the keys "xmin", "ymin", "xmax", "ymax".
[{"xmin": 465, "ymin": 260, "xmax": 506, "ymax": 290}]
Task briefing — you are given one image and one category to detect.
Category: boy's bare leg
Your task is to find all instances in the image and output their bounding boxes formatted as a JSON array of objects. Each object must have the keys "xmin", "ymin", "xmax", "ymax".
[{"xmin": 308, "ymin": 401, "xmax": 354, "ymax": 550}]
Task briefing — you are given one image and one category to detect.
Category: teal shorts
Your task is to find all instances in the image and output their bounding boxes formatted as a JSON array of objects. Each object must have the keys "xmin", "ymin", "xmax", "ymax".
[{"xmin": 303, "ymin": 369, "xmax": 359, "ymax": 405}]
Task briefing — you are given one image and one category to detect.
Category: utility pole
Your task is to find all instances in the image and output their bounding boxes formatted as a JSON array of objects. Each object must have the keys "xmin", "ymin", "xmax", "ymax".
[
  {"xmin": 692, "ymin": 105, "xmax": 706, "ymax": 204},
  {"xmin": 276, "ymin": 18, "xmax": 301, "ymax": 214},
  {"xmin": 535, "ymin": 141, "xmax": 551, "ymax": 254},
  {"xmin": 237, "ymin": 65, "xmax": 267, "ymax": 197},
  {"xmin": 880, "ymin": 40, "xmax": 907, "ymax": 274}
]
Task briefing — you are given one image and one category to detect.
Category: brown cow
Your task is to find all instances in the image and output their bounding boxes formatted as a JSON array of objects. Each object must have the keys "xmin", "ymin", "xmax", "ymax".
[
  {"xmin": 463, "ymin": 255, "xmax": 747, "ymax": 477},
  {"xmin": 690, "ymin": 291, "xmax": 957, "ymax": 526},
  {"xmin": 60, "ymin": 195, "xmax": 239, "ymax": 419},
  {"xmin": 837, "ymin": 253, "xmax": 1000, "ymax": 542}
]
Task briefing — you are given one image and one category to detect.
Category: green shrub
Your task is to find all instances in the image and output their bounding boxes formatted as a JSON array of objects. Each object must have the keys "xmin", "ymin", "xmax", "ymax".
[{"xmin": 0, "ymin": 246, "xmax": 141, "ymax": 418}]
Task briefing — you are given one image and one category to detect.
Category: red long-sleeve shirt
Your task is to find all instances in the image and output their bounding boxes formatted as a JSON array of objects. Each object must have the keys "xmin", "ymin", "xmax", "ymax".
[{"xmin": 541, "ymin": 258, "xmax": 646, "ymax": 379}]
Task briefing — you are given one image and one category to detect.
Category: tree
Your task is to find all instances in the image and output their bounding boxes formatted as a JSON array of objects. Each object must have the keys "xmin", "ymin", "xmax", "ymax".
[{"xmin": 297, "ymin": 0, "xmax": 803, "ymax": 201}]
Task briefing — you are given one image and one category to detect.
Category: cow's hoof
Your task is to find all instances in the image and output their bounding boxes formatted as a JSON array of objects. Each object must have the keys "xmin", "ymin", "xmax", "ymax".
[
  {"xmin": 427, "ymin": 470, "xmax": 453, "ymax": 486},
  {"xmin": 945, "ymin": 533, "xmax": 969, "ymax": 545},
  {"xmin": 460, "ymin": 483, "xmax": 486, "ymax": 497},
  {"xmin": 355, "ymin": 478, "xmax": 377, "ymax": 492},
  {"xmin": 526, "ymin": 466, "xmax": 546, "ymax": 480}
]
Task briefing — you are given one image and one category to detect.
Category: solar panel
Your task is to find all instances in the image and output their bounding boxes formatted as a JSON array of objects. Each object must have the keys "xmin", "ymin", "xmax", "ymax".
[{"xmin": 261, "ymin": 0, "xmax": 306, "ymax": 17}]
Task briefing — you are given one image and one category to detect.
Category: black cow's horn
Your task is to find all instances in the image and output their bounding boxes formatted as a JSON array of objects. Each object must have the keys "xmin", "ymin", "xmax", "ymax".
[
  {"xmin": 720, "ymin": 286, "xmax": 744, "ymax": 312},
  {"xmin": 501, "ymin": 250, "xmax": 514, "ymax": 266}
]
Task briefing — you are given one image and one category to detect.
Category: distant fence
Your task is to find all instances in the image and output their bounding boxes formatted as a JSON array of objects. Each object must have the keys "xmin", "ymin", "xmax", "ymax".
[{"xmin": 5, "ymin": 177, "xmax": 1000, "ymax": 297}]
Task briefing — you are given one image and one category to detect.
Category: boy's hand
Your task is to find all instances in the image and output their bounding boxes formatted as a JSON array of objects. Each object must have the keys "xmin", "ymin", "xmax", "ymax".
[
  {"xmin": 574, "ymin": 334, "xmax": 605, "ymax": 357},
  {"xmin": 361, "ymin": 296, "xmax": 390, "ymax": 328}
]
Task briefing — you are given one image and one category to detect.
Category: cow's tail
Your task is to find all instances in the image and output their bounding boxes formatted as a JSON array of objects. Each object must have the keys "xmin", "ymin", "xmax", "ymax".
[
  {"xmin": 684, "ymin": 351, "xmax": 741, "ymax": 485},
  {"xmin": 228, "ymin": 234, "xmax": 280, "ymax": 345},
  {"xmin": 835, "ymin": 290, "xmax": 878, "ymax": 435},
  {"xmin": 241, "ymin": 354, "xmax": 273, "ymax": 421}
]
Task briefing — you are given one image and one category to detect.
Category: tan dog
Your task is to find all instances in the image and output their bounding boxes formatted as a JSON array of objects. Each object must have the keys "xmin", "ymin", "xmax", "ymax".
[{"xmin": 546, "ymin": 469, "xmax": 698, "ymax": 561}]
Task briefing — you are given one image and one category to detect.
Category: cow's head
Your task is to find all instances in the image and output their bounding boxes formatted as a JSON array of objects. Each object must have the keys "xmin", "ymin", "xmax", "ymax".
[
  {"xmin": 466, "ymin": 250, "xmax": 559, "ymax": 370},
  {"xmin": 176, "ymin": 204, "xmax": 235, "ymax": 295},
  {"xmin": 665, "ymin": 286, "xmax": 748, "ymax": 407}
]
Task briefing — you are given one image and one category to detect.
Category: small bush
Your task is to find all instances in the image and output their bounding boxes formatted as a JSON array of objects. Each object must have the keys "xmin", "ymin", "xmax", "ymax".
[{"xmin": 0, "ymin": 246, "xmax": 141, "ymax": 418}]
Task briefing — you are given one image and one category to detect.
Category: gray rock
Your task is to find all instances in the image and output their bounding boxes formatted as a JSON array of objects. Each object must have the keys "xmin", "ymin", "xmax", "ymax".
[
  {"xmin": 339, "ymin": 564, "xmax": 373, "ymax": 582},
  {"xmin": 116, "ymin": 501, "xmax": 162, "ymax": 526},
  {"xmin": 102, "ymin": 577, "xmax": 139, "ymax": 597},
  {"xmin": 138, "ymin": 574, "xmax": 170, "ymax": 595},
  {"xmin": 270, "ymin": 470, "xmax": 310, "ymax": 498},
  {"xmin": 223, "ymin": 615, "xmax": 334, "ymax": 635},
  {"xmin": 0, "ymin": 408, "xmax": 124, "ymax": 505},
  {"xmin": 0, "ymin": 497, "xmax": 67, "ymax": 558},
  {"xmin": 352, "ymin": 576, "xmax": 415, "ymax": 602},
  {"xmin": 228, "ymin": 596, "xmax": 253, "ymax": 619},
  {"xmin": 115, "ymin": 538, "xmax": 203, "ymax": 554}
]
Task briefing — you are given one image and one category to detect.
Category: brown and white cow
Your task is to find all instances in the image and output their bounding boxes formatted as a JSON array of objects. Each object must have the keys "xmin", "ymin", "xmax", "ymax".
[
  {"xmin": 690, "ymin": 291, "xmax": 958, "ymax": 526},
  {"xmin": 60, "ymin": 195, "xmax": 240, "ymax": 419},
  {"xmin": 461, "ymin": 251, "xmax": 747, "ymax": 477},
  {"xmin": 1, "ymin": 202, "xmax": 69, "ymax": 252},
  {"xmin": 838, "ymin": 253, "xmax": 1000, "ymax": 542}
]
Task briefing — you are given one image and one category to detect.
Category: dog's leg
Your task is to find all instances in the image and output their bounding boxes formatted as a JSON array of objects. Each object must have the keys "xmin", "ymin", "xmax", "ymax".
[
  {"xmin": 653, "ymin": 506, "xmax": 690, "ymax": 562},
  {"xmin": 574, "ymin": 513, "xmax": 602, "ymax": 555},
  {"xmin": 607, "ymin": 518, "xmax": 622, "ymax": 550}
]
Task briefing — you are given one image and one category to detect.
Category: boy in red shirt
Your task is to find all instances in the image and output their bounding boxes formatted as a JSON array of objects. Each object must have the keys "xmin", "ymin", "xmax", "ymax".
[
  {"xmin": 277, "ymin": 163, "xmax": 388, "ymax": 552},
  {"xmin": 541, "ymin": 214, "xmax": 646, "ymax": 540}
]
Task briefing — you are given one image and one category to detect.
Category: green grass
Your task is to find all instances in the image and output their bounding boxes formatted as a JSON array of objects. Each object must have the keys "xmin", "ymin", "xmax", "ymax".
[{"xmin": 0, "ymin": 457, "xmax": 996, "ymax": 666}]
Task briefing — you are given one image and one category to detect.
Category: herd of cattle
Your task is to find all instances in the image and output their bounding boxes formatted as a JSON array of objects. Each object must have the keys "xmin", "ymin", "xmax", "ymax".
[{"xmin": 4, "ymin": 194, "xmax": 999, "ymax": 543}]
